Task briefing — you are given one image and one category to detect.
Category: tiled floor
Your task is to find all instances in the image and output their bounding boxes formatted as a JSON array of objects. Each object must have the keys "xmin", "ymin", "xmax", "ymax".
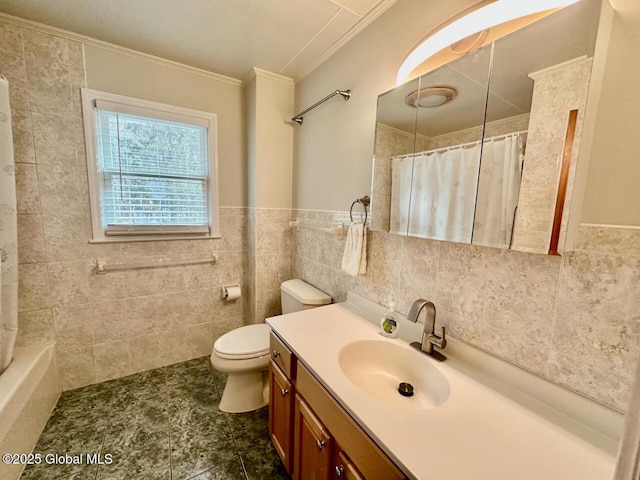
[{"xmin": 21, "ymin": 357, "xmax": 289, "ymax": 480}]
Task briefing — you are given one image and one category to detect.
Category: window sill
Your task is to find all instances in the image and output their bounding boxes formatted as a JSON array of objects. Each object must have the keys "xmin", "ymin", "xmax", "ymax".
[{"xmin": 89, "ymin": 235, "xmax": 221, "ymax": 244}]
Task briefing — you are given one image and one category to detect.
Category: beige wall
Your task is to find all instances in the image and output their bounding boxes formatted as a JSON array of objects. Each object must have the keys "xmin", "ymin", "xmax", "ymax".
[
  {"xmin": 253, "ymin": 71, "xmax": 294, "ymax": 209},
  {"xmin": 85, "ymin": 45, "xmax": 247, "ymax": 207},
  {"xmin": 293, "ymin": 0, "xmax": 479, "ymax": 212},
  {"xmin": 580, "ymin": 1, "xmax": 640, "ymax": 225}
]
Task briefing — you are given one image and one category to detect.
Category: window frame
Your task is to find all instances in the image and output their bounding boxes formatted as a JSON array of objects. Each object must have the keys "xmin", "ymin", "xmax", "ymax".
[{"xmin": 81, "ymin": 88, "xmax": 220, "ymax": 242}]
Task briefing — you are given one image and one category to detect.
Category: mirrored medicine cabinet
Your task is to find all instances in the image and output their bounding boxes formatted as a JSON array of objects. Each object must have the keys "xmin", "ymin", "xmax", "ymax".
[{"xmin": 369, "ymin": 0, "xmax": 601, "ymax": 255}]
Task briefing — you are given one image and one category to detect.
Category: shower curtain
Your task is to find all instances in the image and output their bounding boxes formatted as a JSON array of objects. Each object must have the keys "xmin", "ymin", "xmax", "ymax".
[
  {"xmin": 472, "ymin": 133, "xmax": 524, "ymax": 248},
  {"xmin": 0, "ymin": 75, "xmax": 18, "ymax": 374},
  {"xmin": 391, "ymin": 143, "xmax": 481, "ymax": 243}
]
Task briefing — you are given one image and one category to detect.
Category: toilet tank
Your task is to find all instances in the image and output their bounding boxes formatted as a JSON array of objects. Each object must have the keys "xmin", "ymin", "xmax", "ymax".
[{"xmin": 280, "ymin": 279, "xmax": 331, "ymax": 314}]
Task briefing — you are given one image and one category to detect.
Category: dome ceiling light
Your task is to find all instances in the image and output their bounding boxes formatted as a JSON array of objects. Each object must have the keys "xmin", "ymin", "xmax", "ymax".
[
  {"xmin": 405, "ymin": 87, "xmax": 458, "ymax": 108},
  {"xmin": 396, "ymin": 0, "xmax": 582, "ymax": 85}
]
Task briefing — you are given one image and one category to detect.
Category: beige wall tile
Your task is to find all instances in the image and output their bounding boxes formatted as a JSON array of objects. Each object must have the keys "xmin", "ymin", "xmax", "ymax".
[
  {"xmin": 154, "ymin": 265, "xmax": 185, "ymax": 293},
  {"xmin": 31, "ymin": 111, "xmax": 78, "ymax": 165},
  {"xmin": 17, "ymin": 214, "xmax": 46, "ymax": 264},
  {"xmin": 47, "ymin": 261, "xmax": 91, "ymax": 306},
  {"xmin": 11, "ymin": 109, "xmax": 35, "ymax": 163},
  {"xmin": 576, "ymin": 225, "xmax": 640, "ymax": 256},
  {"xmin": 155, "ymin": 292, "xmax": 188, "ymax": 331},
  {"xmin": 186, "ymin": 288, "xmax": 214, "ymax": 325},
  {"xmin": 58, "ymin": 346, "xmax": 96, "ymax": 391},
  {"xmin": 15, "ymin": 163, "xmax": 40, "ymax": 214},
  {"xmin": 16, "ymin": 309, "xmax": 53, "ymax": 347},
  {"xmin": 36, "ymin": 164, "xmax": 87, "ymax": 216},
  {"xmin": 41, "ymin": 211, "xmax": 95, "ymax": 261},
  {"xmin": 553, "ymin": 252, "xmax": 640, "ymax": 378},
  {"xmin": 91, "ymin": 299, "xmax": 128, "ymax": 343},
  {"xmin": 128, "ymin": 334, "xmax": 162, "ymax": 373},
  {"xmin": 0, "ymin": 23, "xmax": 23, "ymax": 54},
  {"xmin": 435, "ymin": 243, "xmax": 488, "ymax": 322},
  {"xmin": 159, "ymin": 323, "xmax": 212, "ymax": 366},
  {"xmin": 22, "ymin": 30, "xmax": 69, "ymax": 62},
  {"xmin": 95, "ymin": 340, "xmax": 132, "ymax": 383},
  {"xmin": 0, "ymin": 49, "xmax": 30, "ymax": 110},
  {"xmin": 52, "ymin": 304, "xmax": 93, "ymax": 350},
  {"xmin": 546, "ymin": 352, "xmax": 629, "ymax": 412},
  {"xmin": 24, "ymin": 53, "xmax": 72, "ymax": 115},
  {"xmin": 18, "ymin": 262, "xmax": 50, "ymax": 312},
  {"xmin": 125, "ymin": 296, "xmax": 160, "ymax": 336}
]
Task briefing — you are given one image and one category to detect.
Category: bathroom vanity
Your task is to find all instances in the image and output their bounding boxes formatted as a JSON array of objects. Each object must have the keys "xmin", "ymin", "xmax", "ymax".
[{"xmin": 266, "ymin": 293, "xmax": 623, "ymax": 480}]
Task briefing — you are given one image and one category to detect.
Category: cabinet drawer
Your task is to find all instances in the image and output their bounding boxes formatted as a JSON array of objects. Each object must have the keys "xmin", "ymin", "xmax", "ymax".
[
  {"xmin": 270, "ymin": 332, "xmax": 294, "ymax": 378},
  {"xmin": 297, "ymin": 363, "xmax": 407, "ymax": 480},
  {"xmin": 269, "ymin": 360, "xmax": 294, "ymax": 473}
]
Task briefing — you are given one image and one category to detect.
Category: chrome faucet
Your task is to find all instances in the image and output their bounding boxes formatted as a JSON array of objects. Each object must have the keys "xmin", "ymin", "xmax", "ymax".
[{"xmin": 407, "ymin": 299, "xmax": 447, "ymax": 361}]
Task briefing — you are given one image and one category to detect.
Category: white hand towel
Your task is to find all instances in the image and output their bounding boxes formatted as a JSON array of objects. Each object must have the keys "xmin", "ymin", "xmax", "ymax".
[{"xmin": 341, "ymin": 223, "xmax": 367, "ymax": 276}]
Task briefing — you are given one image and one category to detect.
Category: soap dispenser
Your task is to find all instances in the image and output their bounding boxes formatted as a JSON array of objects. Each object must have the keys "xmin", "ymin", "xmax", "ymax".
[{"xmin": 380, "ymin": 302, "xmax": 398, "ymax": 338}]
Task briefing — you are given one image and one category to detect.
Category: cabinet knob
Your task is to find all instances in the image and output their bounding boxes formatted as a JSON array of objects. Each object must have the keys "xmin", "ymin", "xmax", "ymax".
[
  {"xmin": 272, "ymin": 350, "xmax": 280, "ymax": 358},
  {"xmin": 335, "ymin": 465, "xmax": 345, "ymax": 478},
  {"xmin": 280, "ymin": 388, "xmax": 289, "ymax": 397},
  {"xmin": 316, "ymin": 439, "xmax": 325, "ymax": 451}
]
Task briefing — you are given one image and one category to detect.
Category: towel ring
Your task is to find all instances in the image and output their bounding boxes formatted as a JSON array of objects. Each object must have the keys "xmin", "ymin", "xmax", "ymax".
[{"xmin": 349, "ymin": 196, "xmax": 370, "ymax": 224}]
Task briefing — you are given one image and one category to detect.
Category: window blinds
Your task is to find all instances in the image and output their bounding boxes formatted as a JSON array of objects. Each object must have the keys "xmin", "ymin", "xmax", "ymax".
[{"xmin": 94, "ymin": 105, "xmax": 210, "ymax": 235}]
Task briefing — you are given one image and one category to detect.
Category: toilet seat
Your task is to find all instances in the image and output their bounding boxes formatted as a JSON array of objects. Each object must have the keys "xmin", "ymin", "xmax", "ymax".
[{"xmin": 214, "ymin": 323, "xmax": 271, "ymax": 360}]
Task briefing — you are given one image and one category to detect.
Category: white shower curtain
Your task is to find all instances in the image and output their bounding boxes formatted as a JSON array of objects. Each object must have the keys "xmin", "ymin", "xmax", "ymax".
[
  {"xmin": 390, "ymin": 156, "xmax": 414, "ymax": 235},
  {"xmin": 391, "ymin": 144, "xmax": 481, "ymax": 243},
  {"xmin": 472, "ymin": 133, "xmax": 524, "ymax": 249},
  {"xmin": 0, "ymin": 75, "xmax": 18, "ymax": 374}
]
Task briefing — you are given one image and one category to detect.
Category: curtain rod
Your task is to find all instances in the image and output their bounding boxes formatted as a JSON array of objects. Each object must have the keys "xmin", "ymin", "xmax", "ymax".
[
  {"xmin": 292, "ymin": 89, "xmax": 351, "ymax": 125},
  {"xmin": 393, "ymin": 130, "xmax": 528, "ymax": 160}
]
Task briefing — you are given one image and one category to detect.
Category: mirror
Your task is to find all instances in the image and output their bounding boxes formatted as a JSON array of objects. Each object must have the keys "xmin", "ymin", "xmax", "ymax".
[{"xmin": 370, "ymin": 0, "xmax": 601, "ymax": 255}]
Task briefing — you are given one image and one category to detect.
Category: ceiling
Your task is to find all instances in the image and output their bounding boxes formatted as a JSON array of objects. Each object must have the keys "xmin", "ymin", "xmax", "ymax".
[{"xmin": 0, "ymin": 0, "xmax": 395, "ymax": 81}]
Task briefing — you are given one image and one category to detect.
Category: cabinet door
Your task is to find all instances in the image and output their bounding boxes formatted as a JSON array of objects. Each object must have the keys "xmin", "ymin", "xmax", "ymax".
[
  {"xmin": 293, "ymin": 394, "xmax": 333, "ymax": 480},
  {"xmin": 333, "ymin": 449, "xmax": 365, "ymax": 480},
  {"xmin": 269, "ymin": 360, "xmax": 294, "ymax": 473}
]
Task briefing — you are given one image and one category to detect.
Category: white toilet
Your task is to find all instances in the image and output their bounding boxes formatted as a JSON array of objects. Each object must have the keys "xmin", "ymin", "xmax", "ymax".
[{"xmin": 210, "ymin": 279, "xmax": 331, "ymax": 413}]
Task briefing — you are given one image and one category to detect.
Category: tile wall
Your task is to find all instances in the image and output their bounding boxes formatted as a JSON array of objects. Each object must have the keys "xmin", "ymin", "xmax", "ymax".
[
  {"xmin": 292, "ymin": 212, "xmax": 640, "ymax": 413},
  {"xmin": 2, "ymin": 22, "xmax": 248, "ymax": 390}
]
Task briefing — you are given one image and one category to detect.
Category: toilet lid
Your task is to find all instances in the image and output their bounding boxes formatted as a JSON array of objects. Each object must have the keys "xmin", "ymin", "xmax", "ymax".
[{"xmin": 214, "ymin": 323, "xmax": 271, "ymax": 360}]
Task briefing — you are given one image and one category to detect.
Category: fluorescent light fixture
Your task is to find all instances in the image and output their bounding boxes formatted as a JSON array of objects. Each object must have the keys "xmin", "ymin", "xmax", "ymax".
[{"xmin": 396, "ymin": 0, "xmax": 581, "ymax": 85}]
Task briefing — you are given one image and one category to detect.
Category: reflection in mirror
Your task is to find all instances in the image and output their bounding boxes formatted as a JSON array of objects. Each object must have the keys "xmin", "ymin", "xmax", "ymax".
[
  {"xmin": 406, "ymin": 45, "xmax": 492, "ymax": 242},
  {"xmin": 370, "ymin": 0, "xmax": 601, "ymax": 255},
  {"xmin": 494, "ymin": 0, "xmax": 599, "ymax": 253},
  {"xmin": 370, "ymin": 77, "xmax": 420, "ymax": 234}
]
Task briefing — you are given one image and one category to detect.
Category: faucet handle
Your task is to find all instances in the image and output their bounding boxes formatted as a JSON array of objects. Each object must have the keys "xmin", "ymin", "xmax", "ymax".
[{"xmin": 429, "ymin": 326, "xmax": 447, "ymax": 349}]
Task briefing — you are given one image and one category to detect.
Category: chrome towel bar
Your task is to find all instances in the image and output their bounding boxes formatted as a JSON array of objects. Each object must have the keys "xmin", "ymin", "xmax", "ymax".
[
  {"xmin": 292, "ymin": 89, "xmax": 351, "ymax": 125},
  {"xmin": 96, "ymin": 255, "xmax": 218, "ymax": 274}
]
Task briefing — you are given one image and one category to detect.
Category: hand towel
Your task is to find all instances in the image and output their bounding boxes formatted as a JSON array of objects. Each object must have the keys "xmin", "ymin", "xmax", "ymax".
[
  {"xmin": 341, "ymin": 223, "xmax": 367, "ymax": 276},
  {"xmin": 614, "ymin": 355, "xmax": 640, "ymax": 480}
]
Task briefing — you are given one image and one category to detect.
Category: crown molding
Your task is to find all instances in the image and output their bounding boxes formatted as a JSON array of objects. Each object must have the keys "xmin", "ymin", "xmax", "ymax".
[
  {"xmin": 529, "ymin": 55, "xmax": 593, "ymax": 80},
  {"xmin": 294, "ymin": 0, "xmax": 399, "ymax": 83},
  {"xmin": 243, "ymin": 67, "xmax": 294, "ymax": 87},
  {"xmin": 0, "ymin": 12, "xmax": 244, "ymax": 87}
]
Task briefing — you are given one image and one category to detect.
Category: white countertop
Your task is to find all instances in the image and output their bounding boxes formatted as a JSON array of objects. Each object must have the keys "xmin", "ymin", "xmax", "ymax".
[{"xmin": 266, "ymin": 298, "xmax": 622, "ymax": 480}]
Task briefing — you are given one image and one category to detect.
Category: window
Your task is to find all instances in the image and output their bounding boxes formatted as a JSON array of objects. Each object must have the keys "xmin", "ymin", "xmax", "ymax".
[{"xmin": 81, "ymin": 89, "xmax": 219, "ymax": 241}]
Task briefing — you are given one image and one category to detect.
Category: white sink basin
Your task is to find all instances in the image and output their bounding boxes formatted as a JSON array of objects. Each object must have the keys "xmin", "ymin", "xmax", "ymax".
[{"xmin": 338, "ymin": 340, "xmax": 450, "ymax": 410}]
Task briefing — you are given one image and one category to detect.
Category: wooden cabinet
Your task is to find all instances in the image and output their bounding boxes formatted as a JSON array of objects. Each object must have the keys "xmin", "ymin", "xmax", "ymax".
[
  {"xmin": 269, "ymin": 359, "xmax": 294, "ymax": 473},
  {"xmin": 333, "ymin": 448, "xmax": 365, "ymax": 480},
  {"xmin": 268, "ymin": 332, "xmax": 407, "ymax": 480},
  {"xmin": 293, "ymin": 394, "xmax": 333, "ymax": 480}
]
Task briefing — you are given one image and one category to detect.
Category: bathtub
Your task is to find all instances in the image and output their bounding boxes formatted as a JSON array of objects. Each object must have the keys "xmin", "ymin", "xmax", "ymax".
[{"xmin": 0, "ymin": 344, "xmax": 60, "ymax": 480}]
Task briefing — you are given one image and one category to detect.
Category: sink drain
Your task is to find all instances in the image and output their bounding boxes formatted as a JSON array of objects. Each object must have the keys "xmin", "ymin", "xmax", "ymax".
[{"xmin": 398, "ymin": 382, "xmax": 414, "ymax": 397}]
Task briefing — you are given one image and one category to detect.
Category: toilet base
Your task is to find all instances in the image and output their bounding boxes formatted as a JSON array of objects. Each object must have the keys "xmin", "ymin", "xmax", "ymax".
[{"xmin": 218, "ymin": 369, "xmax": 269, "ymax": 413}]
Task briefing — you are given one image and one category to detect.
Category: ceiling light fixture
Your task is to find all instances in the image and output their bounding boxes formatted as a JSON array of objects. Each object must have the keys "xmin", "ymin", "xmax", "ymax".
[
  {"xmin": 396, "ymin": 0, "xmax": 581, "ymax": 85},
  {"xmin": 405, "ymin": 87, "xmax": 457, "ymax": 108}
]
